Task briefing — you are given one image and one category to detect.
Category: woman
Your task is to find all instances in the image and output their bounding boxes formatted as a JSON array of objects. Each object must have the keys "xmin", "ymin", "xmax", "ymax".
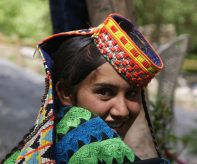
[{"xmin": 2, "ymin": 14, "xmax": 169, "ymax": 163}]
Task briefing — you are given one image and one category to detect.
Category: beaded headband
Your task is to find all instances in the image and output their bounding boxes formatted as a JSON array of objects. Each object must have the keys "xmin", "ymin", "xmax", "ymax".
[
  {"xmin": 92, "ymin": 14, "xmax": 163, "ymax": 87},
  {"xmin": 38, "ymin": 14, "xmax": 163, "ymax": 88}
]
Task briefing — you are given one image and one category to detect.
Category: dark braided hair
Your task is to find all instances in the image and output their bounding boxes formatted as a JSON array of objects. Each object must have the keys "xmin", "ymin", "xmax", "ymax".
[
  {"xmin": 41, "ymin": 77, "xmax": 50, "ymax": 104},
  {"xmin": 141, "ymin": 89, "xmax": 162, "ymax": 157},
  {"xmin": 51, "ymin": 36, "xmax": 106, "ymax": 109}
]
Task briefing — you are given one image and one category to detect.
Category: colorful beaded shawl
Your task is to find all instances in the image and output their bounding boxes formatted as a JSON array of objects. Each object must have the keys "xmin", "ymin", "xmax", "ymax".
[{"xmin": 2, "ymin": 14, "xmax": 169, "ymax": 164}]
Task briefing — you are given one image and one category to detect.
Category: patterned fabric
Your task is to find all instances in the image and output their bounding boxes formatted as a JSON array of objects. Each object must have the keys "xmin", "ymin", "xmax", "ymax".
[
  {"xmin": 38, "ymin": 14, "xmax": 163, "ymax": 88},
  {"xmin": 92, "ymin": 15, "xmax": 163, "ymax": 87},
  {"xmin": 15, "ymin": 49, "xmax": 55, "ymax": 163},
  {"xmin": 55, "ymin": 106, "xmax": 135, "ymax": 163},
  {"xmin": 2, "ymin": 49, "xmax": 55, "ymax": 164}
]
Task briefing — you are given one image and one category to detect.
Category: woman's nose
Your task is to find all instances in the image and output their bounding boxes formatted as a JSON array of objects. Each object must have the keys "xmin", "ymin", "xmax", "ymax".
[{"xmin": 110, "ymin": 96, "xmax": 130, "ymax": 118}]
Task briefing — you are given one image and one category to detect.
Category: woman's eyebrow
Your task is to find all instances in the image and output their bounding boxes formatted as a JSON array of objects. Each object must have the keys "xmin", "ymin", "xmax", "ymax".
[
  {"xmin": 93, "ymin": 83, "xmax": 118, "ymax": 89},
  {"xmin": 93, "ymin": 83, "xmax": 138, "ymax": 91}
]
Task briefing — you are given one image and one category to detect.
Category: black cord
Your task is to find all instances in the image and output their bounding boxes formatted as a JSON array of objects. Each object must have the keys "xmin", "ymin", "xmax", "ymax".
[{"xmin": 141, "ymin": 89, "xmax": 162, "ymax": 157}]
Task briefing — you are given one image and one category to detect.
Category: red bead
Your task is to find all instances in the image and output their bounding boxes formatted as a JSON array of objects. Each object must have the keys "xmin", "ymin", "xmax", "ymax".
[
  {"xmin": 111, "ymin": 47, "xmax": 115, "ymax": 52},
  {"xmin": 134, "ymin": 65, "xmax": 139, "ymax": 70},
  {"xmin": 126, "ymin": 73, "xmax": 131, "ymax": 78},
  {"xmin": 99, "ymin": 44, "xmax": 103, "ymax": 49},
  {"xmin": 99, "ymin": 33, "xmax": 103, "ymax": 38},
  {"xmin": 122, "ymin": 60, "xmax": 128, "ymax": 66},
  {"xmin": 116, "ymin": 54, "xmax": 122, "ymax": 59},
  {"xmin": 115, "ymin": 60, "xmax": 120, "ymax": 65},
  {"xmin": 108, "ymin": 53, "xmax": 113, "ymax": 59},
  {"xmin": 121, "ymin": 68, "xmax": 126, "ymax": 74},
  {"xmin": 130, "ymin": 48, "xmax": 139, "ymax": 57},
  {"xmin": 139, "ymin": 71, "xmax": 144, "ymax": 75},
  {"xmin": 105, "ymin": 42, "xmax": 109, "ymax": 47},
  {"xmin": 120, "ymin": 36, "xmax": 128, "ymax": 45},
  {"xmin": 112, "ymin": 40, "xmax": 117, "ymax": 46},
  {"xmin": 127, "ymin": 66, "xmax": 132, "ymax": 72},
  {"xmin": 111, "ymin": 25, "xmax": 118, "ymax": 33},
  {"xmin": 134, "ymin": 72, "xmax": 138, "ymax": 77},
  {"xmin": 95, "ymin": 39, "xmax": 99, "ymax": 44},
  {"xmin": 116, "ymin": 47, "xmax": 121, "ymax": 52},
  {"xmin": 129, "ymin": 60, "xmax": 134, "ymax": 65},
  {"xmin": 123, "ymin": 53, "xmax": 129, "ymax": 58},
  {"xmin": 101, "ymin": 37, "xmax": 105, "ymax": 42},
  {"xmin": 102, "ymin": 49, "xmax": 107, "ymax": 55},
  {"xmin": 108, "ymin": 35, "xmax": 112, "ymax": 40},
  {"xmin": 142, "ymin": 61, "xmax": 150, "ymax": 68},
  {"xmin": 101, "ymin": 28, "xmax": 106, "ymax": 33}
]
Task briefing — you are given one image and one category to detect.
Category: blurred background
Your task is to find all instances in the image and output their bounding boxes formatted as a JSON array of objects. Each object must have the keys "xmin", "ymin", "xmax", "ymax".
[{"xmin": 0, "ymin": 0, "xmax": 197, "ymax": 163}]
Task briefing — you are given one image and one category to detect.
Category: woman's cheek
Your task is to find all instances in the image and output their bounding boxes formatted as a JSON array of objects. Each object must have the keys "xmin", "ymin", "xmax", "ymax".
[
  {"xmin": 89, "ymin": 101, "xmax": 110, "ymax": 116},
  {"xmin": 76, "ymin": 95, "xmax": 109, "ymax": 116}
]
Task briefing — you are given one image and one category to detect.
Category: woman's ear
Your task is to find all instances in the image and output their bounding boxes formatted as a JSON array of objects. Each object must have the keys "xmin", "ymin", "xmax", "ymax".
[{"xmin": 55, "ymin": 81, "xmax": 72, "ymax": 106}]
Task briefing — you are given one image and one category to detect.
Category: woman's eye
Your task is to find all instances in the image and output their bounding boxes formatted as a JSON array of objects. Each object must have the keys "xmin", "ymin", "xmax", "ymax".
[
  {"xmin": 95, "ymin": 88, "xmax": 114, "ymax": 99},
  {"xmin": 126, "ymin": 90, "xmax": 139, "ymax": 99}
]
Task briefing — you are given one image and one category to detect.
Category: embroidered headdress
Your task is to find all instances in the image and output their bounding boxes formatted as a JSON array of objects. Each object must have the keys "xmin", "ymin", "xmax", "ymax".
[
  {"xmin": 3, "ymin": 14, "xmax": 164, "ymax": 163},
  {"xmin": 92, "ymin": 15, "xmax": 163, "ymax": 87},
  {"xmin": 39, "ymin": 14, "xmax": 163, "ymax": 88}
]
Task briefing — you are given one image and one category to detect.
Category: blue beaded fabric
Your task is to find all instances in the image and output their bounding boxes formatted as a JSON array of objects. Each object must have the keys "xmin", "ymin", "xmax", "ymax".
[
  {"xmin": 54, "ymin": 106, "xmax": 135, "ymax": 163},
  {"xmin": 54, "ymin": 106, "xmax": 170, "ymax": 164}
]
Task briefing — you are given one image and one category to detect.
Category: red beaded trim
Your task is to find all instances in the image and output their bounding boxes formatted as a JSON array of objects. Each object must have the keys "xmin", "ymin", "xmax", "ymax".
[{"xmin": 93, "ymin": 27, "xmax": 152, "ymax": 87}]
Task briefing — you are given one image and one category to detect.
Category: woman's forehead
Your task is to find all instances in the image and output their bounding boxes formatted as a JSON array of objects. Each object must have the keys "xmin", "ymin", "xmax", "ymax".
[{"xmin": 83, "ymin": 63, "xmax": 133, "ymax": 89}]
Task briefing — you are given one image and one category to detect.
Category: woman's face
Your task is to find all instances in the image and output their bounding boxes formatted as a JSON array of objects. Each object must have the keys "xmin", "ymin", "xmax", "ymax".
[{"xmin": 73, "ymin": 62, "xmax": 141, "ymax": 139}]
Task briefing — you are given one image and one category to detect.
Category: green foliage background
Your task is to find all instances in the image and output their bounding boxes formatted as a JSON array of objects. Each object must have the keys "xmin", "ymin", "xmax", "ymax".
[
  {"xmin": 133, "ymin": 0, "xmax": 197, "ymax": 52},
  {"xmin": 0, "ymin": 0, "xmax": 197, "ymax": 52},
  {"xmin": 0, "ymin": 0, "xmax": 51, "ymax": 44}
]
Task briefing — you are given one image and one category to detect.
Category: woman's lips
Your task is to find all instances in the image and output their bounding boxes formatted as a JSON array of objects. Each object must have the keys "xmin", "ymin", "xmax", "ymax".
[
  {"xmin": 104, "ymin": 119, "xmax": 132, "ymax": 138},
  {"xmin": 105, "ymin": 121, "xmax": 125, "ymax": 135}
]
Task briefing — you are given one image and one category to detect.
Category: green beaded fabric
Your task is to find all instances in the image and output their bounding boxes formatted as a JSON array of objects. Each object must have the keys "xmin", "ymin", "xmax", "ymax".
[
  {"xmin": 2, "ymin": 106, "xmax": 136, "ymax": 164},
  {"xmin": 56, "ymin": 107, "xmax": 92, "ymax": 136},
  {"xmin": 54, "ymin": 106, "xmax": 136, "ymax": 163},
  {"xmin": 69, "ymin": 138, "xmax": 134, "ymax": 164},
  {"xmin": 3, "ymin": 151, "xmax": 20, "ymax": 164}
]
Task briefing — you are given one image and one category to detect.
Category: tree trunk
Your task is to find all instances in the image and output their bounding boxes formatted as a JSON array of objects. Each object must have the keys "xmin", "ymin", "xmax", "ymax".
[{"xmin": 85, "ymin": 0, "xmax": 136, "ymax": 26}]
